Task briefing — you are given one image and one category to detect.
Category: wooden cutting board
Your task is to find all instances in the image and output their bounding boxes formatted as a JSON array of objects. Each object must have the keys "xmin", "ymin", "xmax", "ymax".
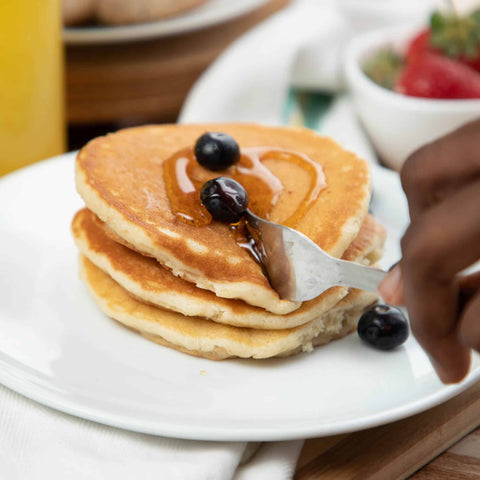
[{"xmin": 295, "ymin": 380, "xmax": 480, "ymax": 479}]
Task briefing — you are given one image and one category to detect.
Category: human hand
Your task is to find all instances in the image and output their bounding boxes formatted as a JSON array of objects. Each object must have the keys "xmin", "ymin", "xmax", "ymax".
[{"xmin": 379, "ymin": 119, "xmax": 480, "ymax": 384}]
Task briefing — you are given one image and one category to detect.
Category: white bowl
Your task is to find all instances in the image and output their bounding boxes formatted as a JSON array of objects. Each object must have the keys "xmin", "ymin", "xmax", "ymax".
[{"xmin": 344, "ymin": 25, "xmax": 480, "ymax": 171}]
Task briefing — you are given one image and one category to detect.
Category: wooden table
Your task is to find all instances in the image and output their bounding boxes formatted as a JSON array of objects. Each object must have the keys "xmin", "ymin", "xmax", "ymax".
[
  {"xmin": 294, "ymin": 380, "xmax": 480, "ymax": 479},
  {"xmin": 66, "ymin": 0, "xmax": 289, "ymax": 126}
]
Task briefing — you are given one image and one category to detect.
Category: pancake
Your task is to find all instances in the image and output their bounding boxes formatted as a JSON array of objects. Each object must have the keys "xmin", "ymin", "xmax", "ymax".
[
  {"xmin": 96, "ymin": 0, "xmax": 209, "ymax": 25},
  {"xmin": 62, "ymin": 0, "xmax": 96, "ymax": 25},
  {"xmin": 75, "ymin": 124, "xmax": 371, "ymax": 315},
  {"xmin": 79, "ymin": 255, "xmax": 378, "ymax": 360},
  {"xmin": 72, "ymin": 208, "xmax": 385, "ymax": 329},
  {"xmin": 62, "ymin": 0, "xmax": 208, "ymax": 26}
]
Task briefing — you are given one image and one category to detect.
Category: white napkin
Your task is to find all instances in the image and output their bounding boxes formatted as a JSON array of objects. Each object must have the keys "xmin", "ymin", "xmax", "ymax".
[
  {"xmin": 181, "ymin": 0, "xmax": 347, "ymax": 124},
  {"xmin": 0, "ymin": 384, "xmax": 303, "ymax": 479},
  {"xmin": 0, "ymin": 2, "xmax": 438, "ymax": 479}
]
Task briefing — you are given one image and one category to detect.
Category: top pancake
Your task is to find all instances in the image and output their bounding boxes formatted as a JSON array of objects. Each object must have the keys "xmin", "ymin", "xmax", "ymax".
[{"xmin": 76, "ymin": 124, "xmax": 371, "ymax": 314}]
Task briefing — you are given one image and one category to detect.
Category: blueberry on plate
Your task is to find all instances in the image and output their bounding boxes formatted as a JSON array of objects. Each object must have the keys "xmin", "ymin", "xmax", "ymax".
[
  {"xmin": 200, "ymin": 177, "xmax": 248, "ymax": 223},
  {"xmin": 357, "ymin": 304, "xmax": 409, "ymax": 350},
  {"xmin": 194, "ymin": 132, "xmax": 240, "ymax": 171}
]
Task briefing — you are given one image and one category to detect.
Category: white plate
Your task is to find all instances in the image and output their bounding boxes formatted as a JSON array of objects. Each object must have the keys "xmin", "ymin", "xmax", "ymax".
[
  {"xmin": 0, "ymin": 154, "xmax": 479, "ymax": 441},
  {"xmin": 64, "ymin": 0, "xmax": 269, "ymax": 45}
]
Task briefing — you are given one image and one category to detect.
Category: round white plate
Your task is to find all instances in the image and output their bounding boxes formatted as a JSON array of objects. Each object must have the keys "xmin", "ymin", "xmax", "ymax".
[
  {"xmin": 63, "ymin": 0, "xmax": 269, "ymax": 45},
  {"xmin": 0, "ymin": 154, "xmax": 479, "ymax": 441}
]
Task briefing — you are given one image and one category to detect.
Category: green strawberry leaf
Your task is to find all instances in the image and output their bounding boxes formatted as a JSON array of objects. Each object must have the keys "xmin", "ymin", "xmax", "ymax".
[{"xmin": 429, "ymin": 9, "xmax": 480, "ymax": 60}]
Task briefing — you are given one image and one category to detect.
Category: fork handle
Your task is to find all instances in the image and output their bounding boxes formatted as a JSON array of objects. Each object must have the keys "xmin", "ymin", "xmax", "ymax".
[{"xmin": 336, "ymin": 259, "xmax": 388, "ymax": 293}]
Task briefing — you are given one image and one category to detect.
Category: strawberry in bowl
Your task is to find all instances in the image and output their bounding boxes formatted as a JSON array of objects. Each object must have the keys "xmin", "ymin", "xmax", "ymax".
[
  {"xmin": 363, "ymin": 9, "xmax": 480, "ymax": 99},
  {"xmin": 344, "ymin": 11, "xmax": 480, "ymax": 170},
  {"xmin": 407, "ymin": 11, "xmax": 480, "ymax": 72}
]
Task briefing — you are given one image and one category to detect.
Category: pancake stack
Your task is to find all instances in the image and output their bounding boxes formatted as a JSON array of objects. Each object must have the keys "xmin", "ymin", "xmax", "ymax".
[{"xmin": 72, "ymin": 124, "xmax": 385, "ymax": 360}]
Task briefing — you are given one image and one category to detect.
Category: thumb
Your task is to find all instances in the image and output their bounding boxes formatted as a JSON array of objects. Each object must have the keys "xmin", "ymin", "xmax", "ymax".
[{"xmin": 379, "ymin": 264, "xmax": 404, "ymax": 305}]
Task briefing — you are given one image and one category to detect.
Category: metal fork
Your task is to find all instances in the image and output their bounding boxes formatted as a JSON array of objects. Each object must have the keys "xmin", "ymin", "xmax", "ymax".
[{"xmin": 245, "ymin": 211, "xmax": 387, "ymax": 302}]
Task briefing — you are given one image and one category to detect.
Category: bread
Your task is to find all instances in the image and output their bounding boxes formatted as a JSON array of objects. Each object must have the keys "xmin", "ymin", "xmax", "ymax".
[{"xmin": 62, "ymin": 0, "xmax": 208, "ymax": 26}]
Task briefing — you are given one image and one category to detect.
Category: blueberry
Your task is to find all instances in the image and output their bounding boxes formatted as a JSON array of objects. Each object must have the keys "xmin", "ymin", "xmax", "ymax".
[
  {"xmin": 357, "ymin": 304, "xmax": 409, "ymax": 350},
  {"xmin": 200, "ymin": 177, "xmax": 248, "ymax": 223},
  {"xmin": 194, "ymin": 132, "xmax": 240, "ymax": 171}
]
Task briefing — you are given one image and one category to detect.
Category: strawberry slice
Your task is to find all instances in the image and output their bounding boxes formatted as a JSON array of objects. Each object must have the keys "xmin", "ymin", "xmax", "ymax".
[{"xmin": 395, "ymin": 53, "xmax": 480, "ymax": 99}]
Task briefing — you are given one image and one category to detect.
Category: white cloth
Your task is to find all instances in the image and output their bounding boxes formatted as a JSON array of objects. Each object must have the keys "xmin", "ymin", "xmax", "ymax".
[
  {"xmin": 0, "ymin": 384, "xmax": 303, "ymax": 479},
  {"xmin": 181, "ymin": 1, "xmax": 348, "ymax": 124},
  {"xmin": 1, "ymin": 2, "xmax": 438, "ymax": 479}
]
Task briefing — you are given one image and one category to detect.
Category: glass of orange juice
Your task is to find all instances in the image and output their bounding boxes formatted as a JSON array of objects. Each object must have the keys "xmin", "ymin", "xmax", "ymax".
[{"xmin": 0, "ymin": 0, "xmax": 65, "ymax": 177}]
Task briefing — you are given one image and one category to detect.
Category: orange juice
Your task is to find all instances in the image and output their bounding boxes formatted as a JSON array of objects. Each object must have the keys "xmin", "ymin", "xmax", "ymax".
[{"xmin": 0, "ymin": 0, "xmax": 65, "ymax": 176}]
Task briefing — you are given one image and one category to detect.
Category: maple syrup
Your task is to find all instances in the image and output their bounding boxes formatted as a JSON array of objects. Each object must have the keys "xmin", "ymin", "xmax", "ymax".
[
  {"xmin": 163, "ymin": 145, "xmax": 326, "ymax": 269},
  {"xmin": 164, "ymin": 147, "xmax": 325, "ymax": 224}
]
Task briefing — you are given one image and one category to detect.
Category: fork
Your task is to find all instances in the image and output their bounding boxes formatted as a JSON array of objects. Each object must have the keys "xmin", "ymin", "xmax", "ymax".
[{"xmin": 245, "ymin": 210, "xmax": 387, "ymax": 302}]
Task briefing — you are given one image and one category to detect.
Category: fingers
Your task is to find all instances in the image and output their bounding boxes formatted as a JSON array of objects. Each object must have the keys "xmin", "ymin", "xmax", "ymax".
[
  {"xmin": 392, "ymin": 119, "xmax": 480, "ymax": 383},
  {"xmin": 378, "ymin": 264, "xmax": 404, "ymax": 305},
  {"xmin": 400, "ymin": 179, "xmax": 480, "ymax": 383},
  {"xmin": 458, "ymin": 271, "xmax": 480, "ymax": 313},
  {"xmin": 459, "ymin": 292, "xmax": 480, "ymax": 353},
  {"xmin": 402, "ymin": 261, "xmax": 469, "ymax": 383},
  {"xmin": 402, "ymin": 179, "xmax": 480, "ymax": 285},
  {"xmin": 401, "ymin": 118, "xmax": 480, "ymax": 221}
]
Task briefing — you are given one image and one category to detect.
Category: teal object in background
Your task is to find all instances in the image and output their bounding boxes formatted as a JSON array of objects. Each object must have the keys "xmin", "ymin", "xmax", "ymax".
[{"xmin": 283, "ymin": 89, "xmax": 333, "ymax": 129}]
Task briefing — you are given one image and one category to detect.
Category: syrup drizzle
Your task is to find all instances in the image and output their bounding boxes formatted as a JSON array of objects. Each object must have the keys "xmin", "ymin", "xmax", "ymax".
[
  {"xmin": 230, "ymin": 218, "xmax": 269, "ymax": 278},
  {"xmin": 163, "ymin": 145, "xmax": 327, "ymax": 271},
  {"xmin": 163, "ymin": 146, "xmax": 326, "ymax": 227}
]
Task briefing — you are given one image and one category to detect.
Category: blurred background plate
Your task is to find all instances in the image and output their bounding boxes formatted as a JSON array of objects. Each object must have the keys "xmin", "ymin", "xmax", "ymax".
[{"xmin": 64, "ymin": 0, "xmax": 269, "ymax": 44}]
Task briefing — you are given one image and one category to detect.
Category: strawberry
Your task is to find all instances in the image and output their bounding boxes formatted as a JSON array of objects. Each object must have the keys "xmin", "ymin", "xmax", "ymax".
[
  {"xmin": 395, "ymin": 53, "xmax": 480, "ymax": 99},
  {"xmin": 406, "ymin": 29, "xmax": 434, "ymax": 60},
  {"xmin": 406, "ymin": 10, "xmax": 480, "ymax": 72}
]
